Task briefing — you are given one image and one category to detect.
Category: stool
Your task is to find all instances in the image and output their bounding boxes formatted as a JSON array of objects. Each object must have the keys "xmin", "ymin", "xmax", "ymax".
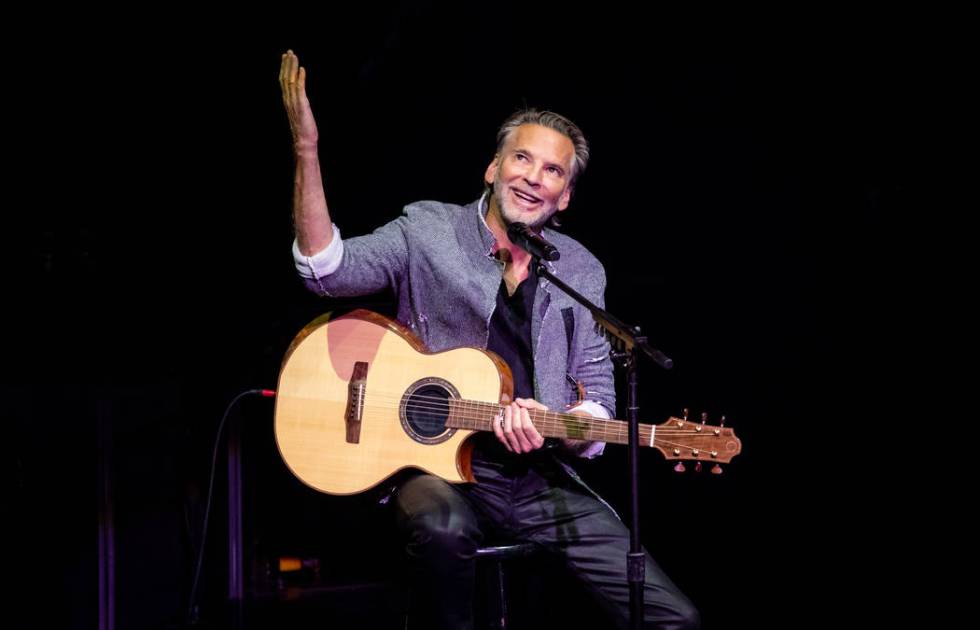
[
  {"xmin": 475, "ymin": 542, "xmax": 539, "ymax": 630},
  {"xmin": 402, "ymin": 541, "xmax": 540, "ymax": 630}
]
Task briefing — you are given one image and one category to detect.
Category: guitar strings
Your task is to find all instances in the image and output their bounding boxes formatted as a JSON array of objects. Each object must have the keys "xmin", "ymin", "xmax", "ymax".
[
  {"xmin": 356, "ymin": 390, "xmax": 706, "ymax": 429},
  {"xmin": 336, "ymin": 392, "xmax": 729, "ymax": 450},
  {"xmin": 359, "ymin": 402, "xmax": 707, "ymax": 437},
  {"xmin": 361, "ymin": 408, "xmax": 713, "ymax": 439},
  {"xmin": 356, "ymin": 408, "xmax": 716, "ymax": 453},
  {"xmin": 348, "ymin": 390, "xmax": 721, "ymax": 436}
]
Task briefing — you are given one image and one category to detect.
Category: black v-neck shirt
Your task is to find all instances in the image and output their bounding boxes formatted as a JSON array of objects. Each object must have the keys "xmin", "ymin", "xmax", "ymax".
[{"xmin": 486, "ymin": 262, "xmax": 538, "ymax": 402}]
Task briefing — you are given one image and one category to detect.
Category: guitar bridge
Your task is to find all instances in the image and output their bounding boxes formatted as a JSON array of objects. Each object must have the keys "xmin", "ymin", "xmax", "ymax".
[{"xmin": 345, "ymin": 361, "xmax": 368, "ymax": 443}]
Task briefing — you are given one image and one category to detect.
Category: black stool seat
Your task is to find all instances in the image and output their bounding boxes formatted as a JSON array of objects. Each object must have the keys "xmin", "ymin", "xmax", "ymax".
[{"xmin": 475, "ymin": 542, "xmax": 538, "ymax": 560}]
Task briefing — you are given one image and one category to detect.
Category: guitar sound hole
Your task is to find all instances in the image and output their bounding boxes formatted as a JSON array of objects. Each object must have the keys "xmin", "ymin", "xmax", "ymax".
[{"xmin": 400, "ymin": 379, "xmax": 459, "ymax": 444}]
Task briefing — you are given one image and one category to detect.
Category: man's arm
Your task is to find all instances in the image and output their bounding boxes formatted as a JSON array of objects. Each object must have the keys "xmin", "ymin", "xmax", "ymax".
[
  {"xmin": 281, "ymin": 50, "xmax": 412, "ymax": 298},
  {"xmin": 559, "ymin": 264, "xmax": 616, "ymax": 458},
  {"xmin": 279, "ymin": 50, "xmax": 332, "ymax": 256}
]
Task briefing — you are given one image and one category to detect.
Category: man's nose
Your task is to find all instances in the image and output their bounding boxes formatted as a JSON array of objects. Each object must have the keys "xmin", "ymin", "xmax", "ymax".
[{"xmin": 523, "ymin": 164, "xmax": 542, "ymax": 187}]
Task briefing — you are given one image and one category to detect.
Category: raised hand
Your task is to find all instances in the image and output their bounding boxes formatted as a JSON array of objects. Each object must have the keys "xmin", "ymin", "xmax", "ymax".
[{"xmin": 279, "ymin": 50, "xmax": 319, "ymax": 151}]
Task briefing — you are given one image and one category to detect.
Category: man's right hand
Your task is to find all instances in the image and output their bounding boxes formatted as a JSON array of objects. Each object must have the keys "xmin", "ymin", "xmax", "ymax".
[
  {"xmin": 280, "ymin": 50, "xmax": 333, "ymax": 256},
  {"xmin": 279, "ymin": 50, "xmax": 319, "ymax": 152}
]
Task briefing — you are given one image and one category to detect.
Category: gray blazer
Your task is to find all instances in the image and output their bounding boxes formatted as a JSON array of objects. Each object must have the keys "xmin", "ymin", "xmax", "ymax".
[{"xmin": 301, "ymin": 197, "xmax": 616, "ymax": 424}]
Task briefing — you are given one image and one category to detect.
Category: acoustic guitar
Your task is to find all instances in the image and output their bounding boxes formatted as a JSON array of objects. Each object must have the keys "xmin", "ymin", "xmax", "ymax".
[{"xmin": 275, "ymin": 309, "xmax": 742, "ymax": 495}]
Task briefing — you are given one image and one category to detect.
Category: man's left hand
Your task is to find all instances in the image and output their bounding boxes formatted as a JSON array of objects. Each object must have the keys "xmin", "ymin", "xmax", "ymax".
[{"xmin": 493, "ymin": 398, "xmax": 547, "ymax": 454}]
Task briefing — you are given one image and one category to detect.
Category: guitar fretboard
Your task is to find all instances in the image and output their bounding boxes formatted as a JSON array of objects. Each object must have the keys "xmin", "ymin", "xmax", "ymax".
[{"xmin": 445, "ymin": 399, "xmax": 656, "ymax": 446}]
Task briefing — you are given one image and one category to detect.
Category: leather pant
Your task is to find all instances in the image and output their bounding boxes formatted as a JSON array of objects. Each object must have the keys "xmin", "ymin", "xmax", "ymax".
[{"xmin": 393, "ymin": 438, "xmax": 700, "ymax": 629}]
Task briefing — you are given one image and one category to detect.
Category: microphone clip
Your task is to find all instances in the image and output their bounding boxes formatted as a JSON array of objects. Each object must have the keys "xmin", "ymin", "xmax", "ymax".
[{"xmin": 506, "ymin": 222, "xmax": 561, "ymax": 261}]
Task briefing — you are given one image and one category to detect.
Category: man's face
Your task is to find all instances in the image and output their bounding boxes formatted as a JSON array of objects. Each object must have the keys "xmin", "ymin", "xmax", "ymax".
[{"xmin": 485, "ymin": 124, "xmax": 575, "ymax": 229}]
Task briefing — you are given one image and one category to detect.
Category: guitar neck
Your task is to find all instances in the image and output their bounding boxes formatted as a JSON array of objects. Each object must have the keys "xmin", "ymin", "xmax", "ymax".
[{"xmin": 446, "ymin": 399, "xmax": 656, "ymax": 446}]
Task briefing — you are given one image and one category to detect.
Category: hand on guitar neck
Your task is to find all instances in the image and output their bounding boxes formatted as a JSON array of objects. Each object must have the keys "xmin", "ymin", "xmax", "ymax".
[
  {"xmin": 491, "ymin": 397, "xmax": 593, "ymax": 454},
  {"xmin": 492, "ymin": 398, "xmax": 546, "ymax": 454}
]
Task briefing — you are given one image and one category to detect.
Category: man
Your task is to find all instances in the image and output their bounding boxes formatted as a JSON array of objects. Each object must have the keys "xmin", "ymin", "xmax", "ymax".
[{"xmin": 280, "ymin": 49, "xmax": 699, "ymax": 629}]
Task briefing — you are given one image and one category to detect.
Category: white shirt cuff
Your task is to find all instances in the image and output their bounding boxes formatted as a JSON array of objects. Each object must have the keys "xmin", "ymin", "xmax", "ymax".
[
  {"xmin": 567, "ymin": 400, "xmax": 610, "ymax": 459},
  {"xmin": 292, "ymin": 224, "xmax": 344, "ymax": 279}
]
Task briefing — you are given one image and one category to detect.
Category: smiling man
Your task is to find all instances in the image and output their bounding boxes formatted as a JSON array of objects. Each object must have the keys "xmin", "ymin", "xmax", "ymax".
[
  {"xmin": 486, "ymin": 120, "xmax": 575, "ymax": 228},
  {"xmin": 281, "ymin": 49, "xmax": 699, "ymax": 629}
]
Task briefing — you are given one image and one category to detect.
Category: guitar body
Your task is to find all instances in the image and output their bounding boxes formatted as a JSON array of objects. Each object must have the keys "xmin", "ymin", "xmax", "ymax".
[{"xmin": 275, "ymin": 310, "xmax": 513, "ymax": 495}]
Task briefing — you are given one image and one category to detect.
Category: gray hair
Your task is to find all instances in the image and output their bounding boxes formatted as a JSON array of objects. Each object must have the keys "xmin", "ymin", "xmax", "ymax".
[{"xmin": 495, "ymin": 109, "xmax": 590, "ymax": 187}]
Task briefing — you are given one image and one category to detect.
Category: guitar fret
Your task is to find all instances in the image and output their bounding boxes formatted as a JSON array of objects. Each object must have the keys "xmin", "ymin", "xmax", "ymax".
[{"xmin": 471, "ymin": 399, "xmax": 478, "ymax": 430}]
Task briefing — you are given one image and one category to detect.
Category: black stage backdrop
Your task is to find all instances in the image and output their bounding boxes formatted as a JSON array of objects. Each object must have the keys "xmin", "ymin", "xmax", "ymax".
[{"xmin": 10, "ymin": 5, "xmax": 928, "ymax": 629}]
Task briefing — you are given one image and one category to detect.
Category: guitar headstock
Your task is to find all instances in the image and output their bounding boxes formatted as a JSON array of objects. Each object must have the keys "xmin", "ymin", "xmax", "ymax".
[{"xmin": 653, "ymin": 410, "xmax": 742, "ymax": 473}]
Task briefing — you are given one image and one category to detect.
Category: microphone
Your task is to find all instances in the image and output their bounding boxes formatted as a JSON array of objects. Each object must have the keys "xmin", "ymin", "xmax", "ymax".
[{"xmin": 506, "ymin": 222, "xmax": 561, "ymax": 261}]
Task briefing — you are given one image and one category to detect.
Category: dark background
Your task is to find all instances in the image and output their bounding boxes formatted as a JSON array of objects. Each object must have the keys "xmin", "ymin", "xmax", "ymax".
[{"xmin": 10, "ymin": 4, "xmax": 927, "ymax": 628}]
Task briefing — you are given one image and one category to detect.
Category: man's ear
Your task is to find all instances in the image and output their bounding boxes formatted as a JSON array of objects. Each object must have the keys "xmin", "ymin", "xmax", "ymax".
[
  {"xmin": 484, "ymin": 155, "xmax": 500, "ymax": 186},
  {"xmin": 557, "ymin": 185, "xmax": 572, "ymax": 212}
]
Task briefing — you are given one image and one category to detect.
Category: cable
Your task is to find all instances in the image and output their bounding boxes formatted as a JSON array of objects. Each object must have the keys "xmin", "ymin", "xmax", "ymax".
[{"xmin": 187, "ymin": 388, "xmax": 275, "ymax": 625}]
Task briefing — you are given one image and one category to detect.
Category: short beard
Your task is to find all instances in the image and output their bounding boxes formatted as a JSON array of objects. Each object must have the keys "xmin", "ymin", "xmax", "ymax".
[{"xmin": 491, "ymin": 175, "xmax": 556, "ymax": 230}]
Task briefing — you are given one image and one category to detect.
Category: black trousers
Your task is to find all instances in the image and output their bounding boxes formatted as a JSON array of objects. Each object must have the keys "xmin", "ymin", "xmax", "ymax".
[{"xmin": 393, "ymin": 439, "xmax": 700, "ymax": 629}]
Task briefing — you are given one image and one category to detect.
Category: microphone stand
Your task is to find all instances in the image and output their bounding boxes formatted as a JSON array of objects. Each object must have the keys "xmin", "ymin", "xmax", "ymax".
[{"xmin": 531, "ymin": 255, "xmax": 672, "ymax": 630}]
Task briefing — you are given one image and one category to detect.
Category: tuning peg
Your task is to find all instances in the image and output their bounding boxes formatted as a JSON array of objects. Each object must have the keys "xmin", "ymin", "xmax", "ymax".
[
  {"xmin": 711, "ymin": 464, "xmax": 723, "ymax": 475},
  {"xmin": 719, "ymin": 415, "xmax": 726, "ymax": 427},
  {"xmin": 673, "ymin": 462, "xmax": 686, "ymax": 473},
  {"xmin": 700, "ymin": 412, "xmax": 708, "ymax": 424},
  {"xmin": 695, "ymin": 461, "xmax": 703, "ymax": 473},
  {"xmin": 682, "ymin": 408, "xmax": 690, "ymax": 422}
]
